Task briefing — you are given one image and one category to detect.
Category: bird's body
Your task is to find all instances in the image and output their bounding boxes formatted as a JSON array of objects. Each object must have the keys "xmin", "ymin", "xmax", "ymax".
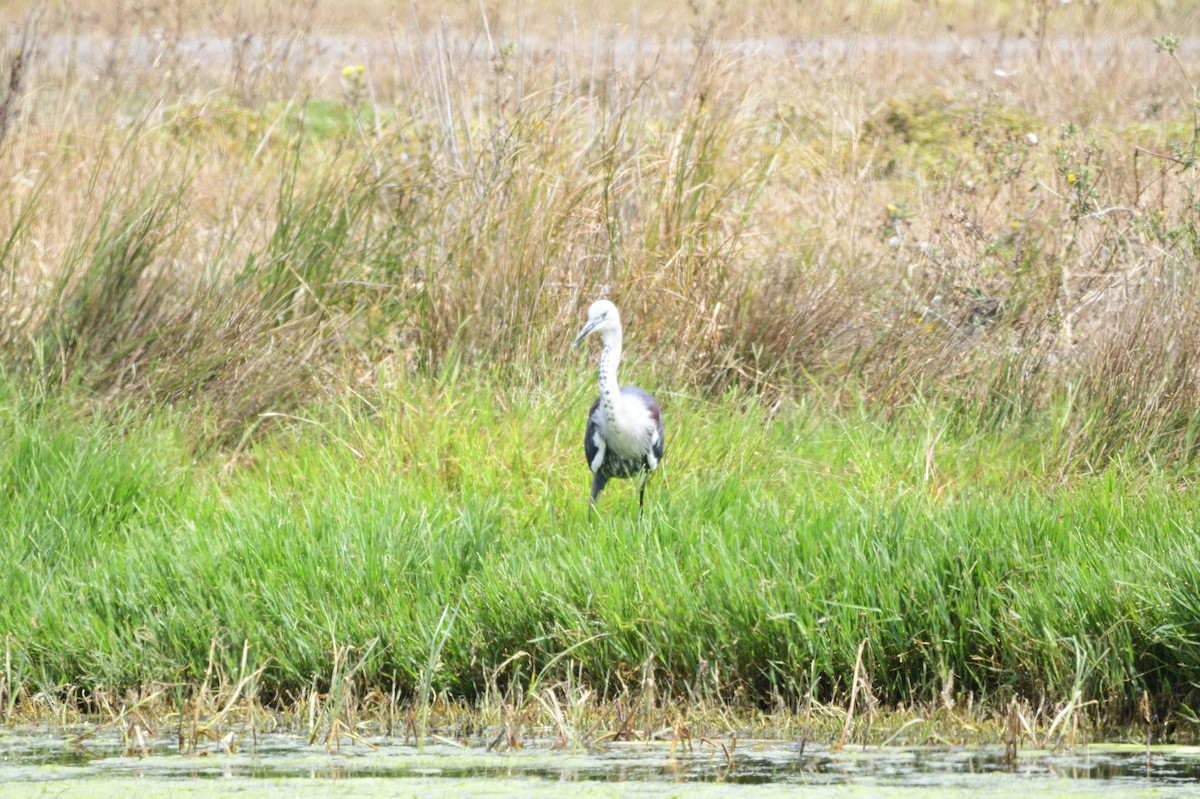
[{"xmin": 573, "ymin": 300, "xmax": 664, "ymax": 512}]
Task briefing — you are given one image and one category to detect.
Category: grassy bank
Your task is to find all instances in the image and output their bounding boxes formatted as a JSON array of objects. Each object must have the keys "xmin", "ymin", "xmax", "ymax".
[
  {"xmin": 3, "ymin": 1, "xmax": 1200, "ymax": 742},
  {"xmin": 3, "ymin": 376, "xmax": 1200, "ymax": 737}
]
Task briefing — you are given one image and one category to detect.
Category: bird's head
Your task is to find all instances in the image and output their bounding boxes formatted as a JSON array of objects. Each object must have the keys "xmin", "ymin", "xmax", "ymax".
[{"xmin": 573, "ymin": 300, "xmax": 621, "ymax": 346}]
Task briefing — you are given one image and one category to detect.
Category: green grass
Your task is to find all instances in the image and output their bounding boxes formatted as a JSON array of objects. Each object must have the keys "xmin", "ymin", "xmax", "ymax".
[{"xmin": 3, "ymin": 375, "xmax": 1199, "ymax": 726}]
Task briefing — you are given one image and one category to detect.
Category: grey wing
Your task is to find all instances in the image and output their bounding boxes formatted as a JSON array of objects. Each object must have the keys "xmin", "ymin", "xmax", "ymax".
[
  {"xmin": 583, "ymin": 397, "xmax": 603, "ymax": 472},
  {"xmin": 650, "ymin": 401, "xmax": 664, "ymax": 465}
]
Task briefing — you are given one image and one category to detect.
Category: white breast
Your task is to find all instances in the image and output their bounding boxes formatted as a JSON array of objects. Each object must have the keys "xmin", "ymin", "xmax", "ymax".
[{"xmin": 598, "ymin": 397, "xmax": 657, "ymax": 460}]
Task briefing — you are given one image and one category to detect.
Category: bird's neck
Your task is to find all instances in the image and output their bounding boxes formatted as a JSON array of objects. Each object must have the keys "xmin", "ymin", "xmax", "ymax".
[{"xmin": 597, "ymin": 330, "xmax": 623, "ymax": 411}]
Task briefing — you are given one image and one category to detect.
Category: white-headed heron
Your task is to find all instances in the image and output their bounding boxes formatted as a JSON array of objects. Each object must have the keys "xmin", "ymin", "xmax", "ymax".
[{"xmin": 573, "ymin": 300, "xmax": 664, "ymax": 513}]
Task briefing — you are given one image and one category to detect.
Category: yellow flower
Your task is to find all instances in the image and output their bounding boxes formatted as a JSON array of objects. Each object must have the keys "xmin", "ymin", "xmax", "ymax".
[
  {"xmin": 342, "ymin": 65, "xmax": 366, "ymax": 78},
  {"xmin": 1066, "ymin": 173, "xmax": 1077, "ymax": 184},
  {"xmin": 1011, "ymin": 221, "xmax": 1020, "ymax": 230}
]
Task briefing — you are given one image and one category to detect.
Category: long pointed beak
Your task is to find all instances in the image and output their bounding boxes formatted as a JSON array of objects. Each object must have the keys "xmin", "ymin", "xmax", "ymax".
[{"xmin": 573, "ymin": 320, "xmax": 598, "ymax": 346}]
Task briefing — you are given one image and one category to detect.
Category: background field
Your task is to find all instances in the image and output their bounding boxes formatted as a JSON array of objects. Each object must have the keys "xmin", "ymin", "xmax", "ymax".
[{"xmin": 3, "ymin": 0, "xmax": 1200, "ymax": 743}]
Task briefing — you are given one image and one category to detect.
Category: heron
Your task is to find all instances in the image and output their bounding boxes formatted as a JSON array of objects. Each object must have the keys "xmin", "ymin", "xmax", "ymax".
[{"xmin": 573, "ymin": 300, "xmax": 665, "ymax": 514}]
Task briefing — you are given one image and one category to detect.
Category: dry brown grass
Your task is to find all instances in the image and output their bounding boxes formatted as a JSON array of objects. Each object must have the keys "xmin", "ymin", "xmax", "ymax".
[
  {"xmin": 17, "ymin": 0, "xmax": 1200, "ymax": 39},
  {"xmin": 2, "ymin": 1, "xmax": 1200, "ymax": 461},
  {"xmin": 1, "ymin": 639, "xmax": 1143, "ymax": 750}
]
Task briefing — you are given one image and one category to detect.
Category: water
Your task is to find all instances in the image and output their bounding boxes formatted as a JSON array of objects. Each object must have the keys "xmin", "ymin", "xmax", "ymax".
[{"xmin": 2, "ymin": 729, "xmax": 1200, "ymax": 798}]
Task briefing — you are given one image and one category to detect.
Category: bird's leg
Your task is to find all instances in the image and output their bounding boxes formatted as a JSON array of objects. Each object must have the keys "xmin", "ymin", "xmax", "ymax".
[{"xmin": 638, "ymin": 470, "xmax": 649, "ymax": 518}]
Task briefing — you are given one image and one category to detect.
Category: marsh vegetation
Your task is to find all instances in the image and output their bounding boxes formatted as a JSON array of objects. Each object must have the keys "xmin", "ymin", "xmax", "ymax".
[{"xmin": 3, "ymin": 0, "xmax": 1200, "ymax": 752}]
